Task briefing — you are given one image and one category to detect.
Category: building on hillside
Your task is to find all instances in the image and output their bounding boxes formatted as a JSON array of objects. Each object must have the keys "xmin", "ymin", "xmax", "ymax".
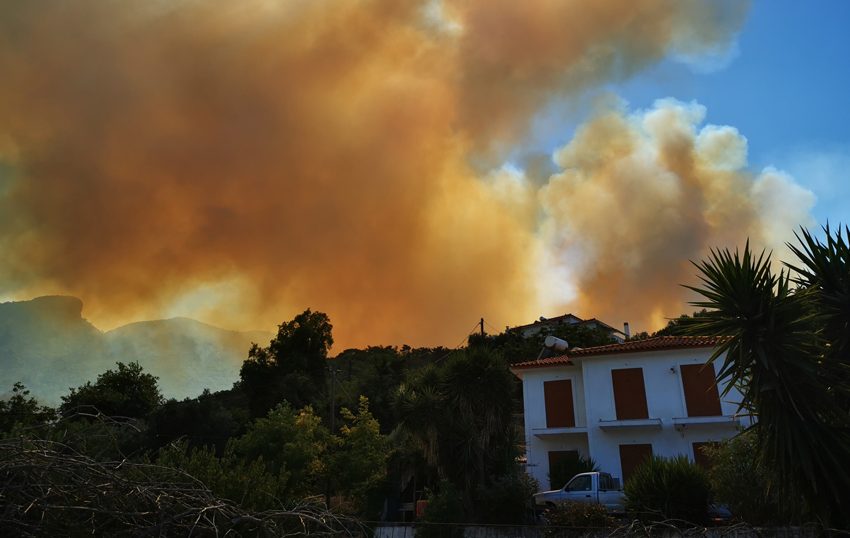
[
  {"xmin": 510, "ymin": 336, "xmax": 751, "ymax": 489},
  {"xmin": 509, "ymin": 313, "xmax": 627, "ymax": 342}
]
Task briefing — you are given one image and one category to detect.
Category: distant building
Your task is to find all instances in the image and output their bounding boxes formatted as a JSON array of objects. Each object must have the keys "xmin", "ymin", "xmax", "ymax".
[
  {"xmin": 509, "ymin": 313, "xmax": 627, "ymax": 343},
  {"xmin": 511, "ymin": 336, "xmax": 751, "ymax": 489}
]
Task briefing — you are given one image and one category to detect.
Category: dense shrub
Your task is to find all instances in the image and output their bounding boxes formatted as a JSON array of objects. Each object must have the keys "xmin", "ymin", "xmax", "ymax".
[
  {"xmin": 418, "ymin": 480, "xmax": 465, "ymax": 538},
  {"xmin": 624, "ymin": 455, "xmax": 710, "ymax": 525},
  {"xmin": 475, "ymin": 471, "xmax": 538, "ymax": 524},
  {"xmin": 543, "ymin": 501, "xmax": 616, "ymax": 535},
  {"xmin": 702, "ymin": 432, "xmax": 797, "ymax": 524},
  {"xmin": 549, "ymin": 453, "xmax": 598, "ymax": 490}
]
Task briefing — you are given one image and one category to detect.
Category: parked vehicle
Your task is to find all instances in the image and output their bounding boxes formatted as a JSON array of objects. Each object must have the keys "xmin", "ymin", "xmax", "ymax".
[{"xmin": 533, "ymin": 472, "xmax": 625, "ymax": 513}]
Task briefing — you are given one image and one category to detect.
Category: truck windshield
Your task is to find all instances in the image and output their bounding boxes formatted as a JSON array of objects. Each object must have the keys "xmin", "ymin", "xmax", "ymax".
[{"xmin": 566, "ymin": 475, "xmax": 592, "ymax": 491}]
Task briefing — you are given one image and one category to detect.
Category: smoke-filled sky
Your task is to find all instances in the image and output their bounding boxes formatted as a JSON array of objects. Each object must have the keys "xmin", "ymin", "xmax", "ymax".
[{"xmin": 0, "ymin": 0, "xmax": 847, "ymax": 348}]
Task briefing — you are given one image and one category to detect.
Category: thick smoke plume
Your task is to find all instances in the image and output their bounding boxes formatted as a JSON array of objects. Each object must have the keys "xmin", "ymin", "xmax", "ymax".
[
  {"xmin": 538, "ymin": 99, "xmax": 814, "ymax": 329},
  {"xmin": 0, "ymin": 0, "xmax": 809, "ymax": 347}
]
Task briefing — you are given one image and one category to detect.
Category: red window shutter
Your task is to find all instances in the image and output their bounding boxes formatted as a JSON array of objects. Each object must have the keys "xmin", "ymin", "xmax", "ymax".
[
  {"xmin": 543, "ymin": 379, "xmax": 575, "ymax": 428},
  {"xmin": 681, "ymin": 364, "xmax": 722, "ymax": 417},
  {"xmin": 692, "ymin": 442, "xmax": 719, "ymax": 469},
  {"xmin": 611, "ymin": 368, "xmax": 649, "ymax": 420},
  {"xmin": 619, "ymin": 444, "xmax": 653, "ymax": 484}
]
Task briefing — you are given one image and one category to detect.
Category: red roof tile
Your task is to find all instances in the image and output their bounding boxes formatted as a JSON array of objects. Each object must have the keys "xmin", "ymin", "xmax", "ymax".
[{"xmin": 510, "ymin": 336, "xmax": 729, "ymax": 370}]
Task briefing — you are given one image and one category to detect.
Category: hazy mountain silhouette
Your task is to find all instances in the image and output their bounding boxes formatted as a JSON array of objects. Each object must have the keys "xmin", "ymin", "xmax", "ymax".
[{"xmin": 0, "ymin": 296, "xmax": 270, "ymax": 404}]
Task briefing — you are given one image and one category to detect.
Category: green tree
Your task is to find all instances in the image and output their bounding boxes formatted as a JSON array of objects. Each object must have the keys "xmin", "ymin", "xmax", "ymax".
[
  {"xmin": 395, "ymin": 347, "xmax": 520, "ymax": 520},
  {"xmin": 239, "ymin": 309, "xmax": 333, "ymax": 418},
  {"xmin": 156, "ymin": 439, "xmax": 282, "ymax": 510},
  {"xmin": 468, "ymin": 323, "xmax": 615, "ymax": 364},
  {"xmin": 147, "ymin": 388, "xmax": 250, "ymax": 454},
  {"xmin": 652, "ymin": 309, "xmax": 710, "ymax": 336},
  {"xmin": 60, "ymin": 361, "xmax": 163, "ymax": 419},
  {"xmin": 327, "ymin": 396, "xmax": 389, "ymax": 516},
  {"xmin": 230, "ymin": 403, "xmax": 329, "ymax": 500},
  {"xmin": 702, "ymin": 431, "xmax": 788, "ymax": 525},
  {"xmin": 687, "ymin": 225, "xmax": 850, "ymax": 524},
  {"xmin": 0, "ymin": 382, "xmax": 54, "ymax": 435}
]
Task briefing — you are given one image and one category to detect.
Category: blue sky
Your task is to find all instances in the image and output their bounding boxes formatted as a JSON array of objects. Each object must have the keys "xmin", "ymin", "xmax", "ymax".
[
  {"xmin": 535, "ymin": 0, "xmax": 850, "ymax": 228},
  {"xmin": 621, "ymin": 0, "xmax": 850, "ymax": 227}
]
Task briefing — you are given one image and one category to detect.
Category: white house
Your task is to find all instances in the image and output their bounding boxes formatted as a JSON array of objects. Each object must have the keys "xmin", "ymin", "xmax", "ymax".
[{"xmin": 510, "ymin": 336, "xmax": 750, "ymax": 489}]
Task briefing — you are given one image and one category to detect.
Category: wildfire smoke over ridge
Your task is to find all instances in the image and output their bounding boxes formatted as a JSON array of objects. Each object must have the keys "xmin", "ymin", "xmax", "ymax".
[{"xmin": 0, "ymin": 0, "xmax": 813, "ymax": 346}]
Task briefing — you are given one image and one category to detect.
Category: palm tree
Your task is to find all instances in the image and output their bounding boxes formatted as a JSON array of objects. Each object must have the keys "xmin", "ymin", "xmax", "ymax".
[
  {"xmin": 686, "ymin": 226, "xmax": 850, "ymax": 524},
  {"xmin": 393, "ymin": 347, "xmax": 519, "ymax": 517}
]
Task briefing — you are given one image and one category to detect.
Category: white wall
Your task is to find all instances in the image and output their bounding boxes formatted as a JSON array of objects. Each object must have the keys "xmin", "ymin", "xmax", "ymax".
[
  {"xmin": 520, "ymin": 364, "xmax": 589, "ymax": 488},
  {"xmin": 517, "ymin": 347, "xmax": 749, "ymax": 488}
]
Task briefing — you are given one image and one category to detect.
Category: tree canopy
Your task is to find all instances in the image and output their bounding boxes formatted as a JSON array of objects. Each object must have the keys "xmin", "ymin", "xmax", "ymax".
[
  {"xmin": 60, "ymin": 361, "xmax": 162, "ymax": 419},
  {"xmin": 687, "ymin": 225, "xmax": 850, "ymax": 524},
  {"xmin": 239, "ymin": 309, "xmax": 333, "ymax": 417}
]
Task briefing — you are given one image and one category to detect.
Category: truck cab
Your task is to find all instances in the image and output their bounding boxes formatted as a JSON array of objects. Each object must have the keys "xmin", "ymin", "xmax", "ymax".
[{"xmin": 532, "ymin": 472, "xmax": 626, "ymax": 513}]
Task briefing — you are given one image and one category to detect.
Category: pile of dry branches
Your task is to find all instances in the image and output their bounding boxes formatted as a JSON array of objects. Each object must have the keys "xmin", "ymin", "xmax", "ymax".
[{"xmin": 0, "ymin": 438, "xmax": 362, "ymax": 536}]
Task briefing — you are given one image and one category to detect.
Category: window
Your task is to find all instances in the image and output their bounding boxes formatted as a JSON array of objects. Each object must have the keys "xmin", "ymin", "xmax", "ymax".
[
  {"xmin": 619, "ymin": 443, "xmax": 652, "ymax": 484},
  {"xmin": 566, "ymin": 475, "xmax": 592, "ymax": 491},
  {"xmin": 548, "ymin": 450, "xmax": 579, "ymax": 489},
  {"xmin": 598, "ymin": 473, "xmax": 615, "ymax": 491},
  {"xmin": 611, "ymin": 368, "xmax": 649, "ymax": 420},
  {"xmin": 681, "ymin": 364, "xmax": 722, "ymax": 417},
  {"xmin": 544, "ymin": 379, "xmax": 575, "ymax": 427}
]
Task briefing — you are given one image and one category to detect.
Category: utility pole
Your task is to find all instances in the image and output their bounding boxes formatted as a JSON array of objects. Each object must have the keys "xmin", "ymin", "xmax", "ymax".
[{"xmin": 480, "ymin": 317, "xmax": 485, "ymax": 336}]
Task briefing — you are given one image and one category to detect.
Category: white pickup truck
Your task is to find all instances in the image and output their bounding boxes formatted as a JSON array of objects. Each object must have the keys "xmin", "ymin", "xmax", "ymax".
[{"xmin": 533, "ymin": 472, "xmax": 626, "ymax": 513}]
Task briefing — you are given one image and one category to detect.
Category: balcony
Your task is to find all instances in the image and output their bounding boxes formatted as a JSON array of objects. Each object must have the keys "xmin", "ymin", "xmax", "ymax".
[
  {"xmin": 598, "ymin": 418, "xmax": 663, "ymax": 431},
  {"xmin": 672, "ymin": 415, "xmax": 741, "ymax": 431},
  {"xmin": 531, "ymin": 426, "xmax": 588, "ymax": 438}
]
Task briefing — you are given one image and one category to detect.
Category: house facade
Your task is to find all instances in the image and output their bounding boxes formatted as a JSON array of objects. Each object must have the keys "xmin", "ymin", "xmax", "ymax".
[{"xmin": 511, "ymin": 336, "xmax": 750, "ymax": 489}]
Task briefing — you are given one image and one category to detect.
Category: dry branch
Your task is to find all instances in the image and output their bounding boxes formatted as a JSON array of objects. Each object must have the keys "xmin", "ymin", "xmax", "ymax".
[{"xmin": 0, "ymin": 438, "xmax": 363, "ymax": 537}]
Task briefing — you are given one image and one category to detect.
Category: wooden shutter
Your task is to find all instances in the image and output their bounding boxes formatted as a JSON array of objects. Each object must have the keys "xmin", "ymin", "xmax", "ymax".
[
  {"xmin": 619, "ymin": 444, "xmax": 653, "ymax": 484},
  {"xmin": 611, "ymin": 368, "xmax": 648, "ymax": 420},
  {"xmin": 681, "ymin": 364, "xmax": 722, "ymax": 417},
  {"xmin": 692, "ymin": 442, "xmax": 719, "ymax": 469},
  {"xmin": 544, "ymin": 379, "xmax": 575, "ymax": 427}
]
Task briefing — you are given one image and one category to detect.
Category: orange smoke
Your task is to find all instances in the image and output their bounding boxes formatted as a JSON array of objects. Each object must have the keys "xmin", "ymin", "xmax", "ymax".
[{"xmin": 0, "ymin": 0, "xmax": 801, "ymax": 348}]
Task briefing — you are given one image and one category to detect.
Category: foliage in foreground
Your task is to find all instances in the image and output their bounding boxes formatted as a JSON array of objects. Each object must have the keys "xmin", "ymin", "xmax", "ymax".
[
  {"xmin": 543, "ymin": 501, "xmax": 616, "ymax": 534},
  {"xmin": 687, "ymin": 225, "xmax": 850, "ymax": 524},
  {"xmin": 702, "ymin": 431, "xmax": 790, "ymax": 525},
  {"xmin": 0, "ymin": 438, "xmax": 359, "ymax": 537},
  {"xmin": 624, "ymin": 455, "xmax": 711, "ymax": 525},
  {"xmin": 418, "ymin": 480, "xmax": 466, "ymax": 538},
  {"xmin": 475, "ymin": 471, "xmax": 538, "ymax": 525},
  {"xmin": 394, "ymin": 347, "xmax": 523, "ymax": 522}
]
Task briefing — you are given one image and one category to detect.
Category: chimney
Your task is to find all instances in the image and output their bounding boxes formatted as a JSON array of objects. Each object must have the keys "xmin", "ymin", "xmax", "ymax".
[{"xmin": 623, "ymin": 322, "xmax": 631, "ymax": 338}]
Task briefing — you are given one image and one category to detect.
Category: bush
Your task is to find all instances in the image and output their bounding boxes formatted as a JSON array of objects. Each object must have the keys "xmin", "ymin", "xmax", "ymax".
[
  {"xmin": 543, "ymin": 501, "xmax": 616, "ymax": 535},
  {"xmin": 549, "ymin": 453, "xmax": 598, "ymax": 490},
  {"xmin": 475, "ymin": 471, "xmax": 538, "ymax": 524},
  {"xmin": 702, "ymin": 432, "xmax": 796, "ymax": 524},
  {"xmin": 418, "ymin": 480, "xmax": 465, "ymax": 538},
  {"xmin": 624, "ymin": 455, "xmax": 710, "ymax": 525}
]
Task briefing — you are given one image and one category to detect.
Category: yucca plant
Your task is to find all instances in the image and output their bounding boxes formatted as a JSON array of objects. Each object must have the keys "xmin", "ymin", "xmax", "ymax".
[{"xmin": 685, "ymin": 226, "xmax": 850, "ymax": 525}]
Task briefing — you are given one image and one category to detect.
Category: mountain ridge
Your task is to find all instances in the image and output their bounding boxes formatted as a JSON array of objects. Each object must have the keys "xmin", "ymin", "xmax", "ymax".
[{"xmin": 0, "ymin": 296, "xmax": 271, "ymax": 404}]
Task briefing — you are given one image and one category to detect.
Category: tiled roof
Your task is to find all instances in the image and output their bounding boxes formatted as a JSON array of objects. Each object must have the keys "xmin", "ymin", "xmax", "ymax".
[{"xmin": 510, "ymin": 336, "xmax": 730, "ymax": 370}]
